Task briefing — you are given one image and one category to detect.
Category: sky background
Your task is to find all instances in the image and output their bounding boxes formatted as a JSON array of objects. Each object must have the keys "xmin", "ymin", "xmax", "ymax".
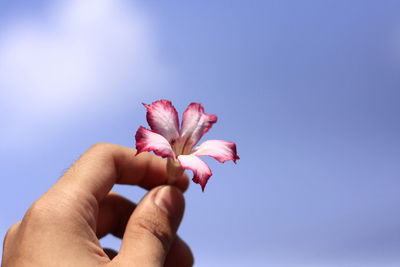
[{"xmin": 1, "ymin": 0, "xmax": 400, "ymax": 266}]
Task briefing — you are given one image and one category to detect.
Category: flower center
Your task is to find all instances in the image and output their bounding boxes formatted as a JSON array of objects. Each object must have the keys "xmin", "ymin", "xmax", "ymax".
[{"xmin": 172, "ymin": 138, "xmax": 192, "ymax": 157}]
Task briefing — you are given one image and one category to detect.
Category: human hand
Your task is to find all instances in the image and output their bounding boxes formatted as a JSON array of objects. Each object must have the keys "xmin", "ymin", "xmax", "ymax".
[{"xmin": 2, "ymin": 143, "xmax": 194, "ymax": 267}]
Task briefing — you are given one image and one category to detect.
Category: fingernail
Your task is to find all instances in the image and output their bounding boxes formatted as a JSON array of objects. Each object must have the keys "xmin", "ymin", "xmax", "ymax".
[{"xmin": 154, "ymin": 186, "xmax": 178, "ymax": 217}]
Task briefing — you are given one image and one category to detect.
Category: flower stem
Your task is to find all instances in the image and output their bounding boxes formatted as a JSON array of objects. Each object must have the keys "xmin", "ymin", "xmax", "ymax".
[{"xmin": 166, "ymin": 158, "xmax": 184, "ymax": 185}]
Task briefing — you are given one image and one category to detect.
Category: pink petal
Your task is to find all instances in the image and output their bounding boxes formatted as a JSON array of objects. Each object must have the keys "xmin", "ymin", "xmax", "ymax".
[
  {"xmin": 180, "ymin": 103, "xmax": 217, "ymax": 151},
  {"xmin": 135, "ymin": 126, "xmax": 175, "ymax": 158},
  {"xmin": 177, "ymin": 154, "xmax": 212, "ymax": 191},
  {"xmin": 193, "ymin": 140, "xmax": 240, "ymax": 163},
  {"xmin": 143, "ymin": 100, "xmax": 180, "ymax": 143}
]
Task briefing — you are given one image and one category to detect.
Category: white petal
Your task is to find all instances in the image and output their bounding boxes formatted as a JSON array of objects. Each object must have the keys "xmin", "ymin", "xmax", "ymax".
[
  {"xmin": 135, "ymin": 126, "xmax": 175, "ymax": 158},
  {"xmin": 179, "ymin": 103, "xmax": 217, "ymax": 152},
  {"xmin": 194, "ymin": 140, "xmax": 240, "ymax": 163},
  {"xmin": 177, "ymin": 154, "xmax": 212, "ymax": 191},
  {"xmin": 144, "ymin": 100, "xmax": 180, "ymax": 143}
]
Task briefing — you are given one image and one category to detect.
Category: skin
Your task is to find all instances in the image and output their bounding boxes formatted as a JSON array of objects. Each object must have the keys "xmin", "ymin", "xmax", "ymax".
[{"xmin": 1, "ymin": 143, "xmax": 194, "ymax": 267}]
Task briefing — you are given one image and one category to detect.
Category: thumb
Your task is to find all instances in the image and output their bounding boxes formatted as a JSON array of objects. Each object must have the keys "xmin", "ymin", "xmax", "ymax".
[{"xmin": 117, "ymin": 185, "xmax": 185, "ymax": 266}]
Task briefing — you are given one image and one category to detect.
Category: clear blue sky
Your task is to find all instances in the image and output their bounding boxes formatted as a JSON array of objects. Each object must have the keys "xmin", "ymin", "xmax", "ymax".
[{"xmin": 1, "ymin": 1, "xmax": 400, "ymax": 266}]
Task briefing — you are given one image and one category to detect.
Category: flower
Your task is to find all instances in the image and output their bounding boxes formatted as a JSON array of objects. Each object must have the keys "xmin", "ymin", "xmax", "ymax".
[{"xmin": 135, "ymin": 100, "xmax": 239, "ymax": 191}]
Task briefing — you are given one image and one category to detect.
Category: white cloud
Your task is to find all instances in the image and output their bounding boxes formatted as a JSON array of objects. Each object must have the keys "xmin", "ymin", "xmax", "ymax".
[{"xmin": 0, "ymin": 0, "xmax": 171, "ymax": 145}]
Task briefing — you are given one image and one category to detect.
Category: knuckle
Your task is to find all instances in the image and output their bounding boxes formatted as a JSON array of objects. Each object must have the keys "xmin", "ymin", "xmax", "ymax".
[
  {"xmin": 132, "ymin": 216, "xmax": 174, "ymax": 251},
  {"xmin": 3, "ymin": 222, "xmax": 20, "ymax": 246},
  {"xmin": 26, "ymin": 201, "xmax": 45, "ymax": 217},
  {"xmin": 8, "ymin": 222, "xmax": 21, "ymax": 233},
  {"xmin": 27, "ymin": 195, "xmax": 82, "ymax": 222},
  {"xmin": 89, "ymin": 142, "xmax": 115, "ymax": 153},
  {"xmin": 85, "ymin": 143, "xmax": 120, "ymax": 164},
  {"xmin": 24, "ymin": 200, "xmax": 54, "ymax": 223}
]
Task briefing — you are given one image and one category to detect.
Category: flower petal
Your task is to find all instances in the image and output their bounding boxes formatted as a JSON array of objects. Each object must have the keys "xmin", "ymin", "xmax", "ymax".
[
  {"xmin": 143, "ymin": 100, "xmax": 180, "ymax": 143},
  {"xmin": 193, "ymin": 140, "xmax": 240, "ymax": 163},
  {"xmin": 179, "ymin": 103, "xmax": 217, "ymax": 152},
  {"xmin": 177, "ymin": 154, "xmax": 212, "ymax": 191},
  {"xmin": 135, "ymin": 126, "xmax": 175, "ymax": 158}
]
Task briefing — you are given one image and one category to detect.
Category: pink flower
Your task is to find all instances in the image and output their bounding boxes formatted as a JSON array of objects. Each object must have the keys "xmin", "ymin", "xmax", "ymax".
[{"xmin": 135, "ymin": 100, "xmax": 239, "ymax": 191}]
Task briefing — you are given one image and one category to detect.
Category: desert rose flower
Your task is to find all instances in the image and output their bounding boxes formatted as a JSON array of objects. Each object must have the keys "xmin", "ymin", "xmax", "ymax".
[{"xmin": 135, "ymin": 100, "xmax": 239, "ymax": 191}]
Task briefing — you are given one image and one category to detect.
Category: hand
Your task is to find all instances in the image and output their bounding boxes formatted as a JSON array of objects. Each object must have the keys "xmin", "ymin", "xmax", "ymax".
[{"xmin": 2, "ymin": 143, "xmax": 194, "ymax": 267}]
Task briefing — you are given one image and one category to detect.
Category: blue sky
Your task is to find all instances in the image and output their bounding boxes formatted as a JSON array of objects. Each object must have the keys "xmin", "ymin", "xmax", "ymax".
[{"xmin": 1, "ymin": 0, "xmax": 400, "ymax": 266}]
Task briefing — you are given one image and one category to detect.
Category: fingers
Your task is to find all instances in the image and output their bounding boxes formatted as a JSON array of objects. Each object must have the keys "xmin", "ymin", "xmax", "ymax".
[
  {"xmin": 97, "ymin": 192, "xmax": 193, "ymax": 265},
  {"xmin": 116, "ymin": 186, "xmax": 185, "ymax": 266},
  {"xmin": 53, "ymin": 143, "xmax": 189, "ymax": 203},
  {"xmin": 2, "ymin": 222, "xmax": 21, "ymax": 263},
  {"xmin": 96, "ymin": 192, "xmax": 136, "ymax": 239},
  {"xmin": 165, "ymin": 236, "xmax": 194, "ymax": 267}
]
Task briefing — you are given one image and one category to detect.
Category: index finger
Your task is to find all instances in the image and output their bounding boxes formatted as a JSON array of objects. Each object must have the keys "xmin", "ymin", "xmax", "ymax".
[{"xmin": 53, "ymin": 143, "xmax": 189, "ymax": 202}]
